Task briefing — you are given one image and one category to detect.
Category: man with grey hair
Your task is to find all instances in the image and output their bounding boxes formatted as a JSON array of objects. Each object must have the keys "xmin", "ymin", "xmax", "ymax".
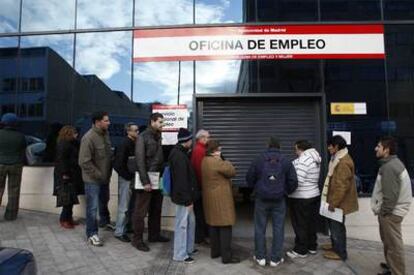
[
  {"xmin": 191, "ymin": 129, "xmax": 210, "ymax": 244},
  {"xmin": 113, "ymin": 122, "xmax": 139, "ymax": 242}
]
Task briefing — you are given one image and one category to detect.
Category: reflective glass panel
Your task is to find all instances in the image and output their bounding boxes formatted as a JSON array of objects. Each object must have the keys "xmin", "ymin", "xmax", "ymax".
[
  {"xmin": 21, "ymin": 0, "xmax": 75, "ymax": 32},
  {"xmin": 0, "ymin": 0, "xmax": 20, "ymax": 33}
]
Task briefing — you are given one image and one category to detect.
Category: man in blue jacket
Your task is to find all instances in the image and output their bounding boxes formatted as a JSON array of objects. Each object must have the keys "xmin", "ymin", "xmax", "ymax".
[{"xmin": 246, "ymin": 137, "xmax": 298, "ymax": 268}]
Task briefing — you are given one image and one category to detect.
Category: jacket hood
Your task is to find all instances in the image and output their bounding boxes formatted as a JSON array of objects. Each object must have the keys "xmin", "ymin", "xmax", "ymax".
[{"xmin": 302, "ymin": 148, "xmax": 321, "ymax": 164}]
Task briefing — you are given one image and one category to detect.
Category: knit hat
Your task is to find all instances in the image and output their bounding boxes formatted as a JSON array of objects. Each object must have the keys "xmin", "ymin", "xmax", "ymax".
[
  {"xmin": 1, "ymin": 113, "xmax": 18, "ymax": 125},
  {"xmin": 177, "ymin": 128, "xmax": 192, "ymax": 143}
]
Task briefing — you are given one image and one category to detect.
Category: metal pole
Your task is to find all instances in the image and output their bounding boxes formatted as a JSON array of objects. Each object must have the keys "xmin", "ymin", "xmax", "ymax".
[
  {"xmin": 177, "ymin": 61, "xmax": 181, "ymax": 105},
  {"xmin": 131, "ymin": 0, "xmax": 136, "ymax": 101},
  {"xmin": 193, "ymin": 0, "xmax": 196, "ymax": 95},
  {"xmin": 70, "ymin": 0, "xmax": 78, "ymax": 124},
  {"xmin": 15, "ymin": 0, "xmax": 23, "ymax": 115}
]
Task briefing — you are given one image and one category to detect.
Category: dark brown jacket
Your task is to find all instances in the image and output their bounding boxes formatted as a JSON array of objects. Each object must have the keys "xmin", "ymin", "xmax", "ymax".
[
  {"xmin": 327, "ymin": 154, "xmax": 359, "ymax": 215},
  {"xmin": 201, "ymin": 156, "xmax": 236, "ymax": 226}
]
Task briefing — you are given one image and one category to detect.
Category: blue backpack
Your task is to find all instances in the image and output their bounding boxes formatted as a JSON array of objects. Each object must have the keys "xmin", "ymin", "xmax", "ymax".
[
  {"xmin": 256, "ymin": 154, "xmax": 285, "ymax": 200},
  {"xmin": 161, "ymin": 166, "xmax": 172, "ymax": 196}
]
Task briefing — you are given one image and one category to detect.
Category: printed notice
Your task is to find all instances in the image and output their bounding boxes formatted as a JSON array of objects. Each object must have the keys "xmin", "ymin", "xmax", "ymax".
[{"xmin": 320, "ymin": 201, "xmax": 344, "ymax": 223}]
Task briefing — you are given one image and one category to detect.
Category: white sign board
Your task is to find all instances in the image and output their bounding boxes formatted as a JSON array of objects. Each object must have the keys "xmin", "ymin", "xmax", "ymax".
[
  {"xmin": 134, "ymin": 25, "xmax": 385, "ymax": 62},
  {"xmin": 152, "ymin": 104, "xmax": 188, "ymax": 145}
]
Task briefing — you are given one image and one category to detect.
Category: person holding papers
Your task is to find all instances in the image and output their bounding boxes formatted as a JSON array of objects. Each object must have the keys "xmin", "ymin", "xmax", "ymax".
[
  {"xmin": 321, "ymin": 135, "xmax": 358, "ymax": 261},
  {"xmin": 132, "ymin": 113, "xmax": 170, "ymax": 252}
]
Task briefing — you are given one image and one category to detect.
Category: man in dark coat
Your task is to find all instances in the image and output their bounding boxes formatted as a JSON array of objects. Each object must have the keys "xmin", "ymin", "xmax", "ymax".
[
  {"xmin": 132, "ymin": 113, "xmax": 170, "ymax": 252},
  {"xmin": 0, "ymin": 113, "xmax": 26, "ymax": 221},
  {"xmin": 170, "ymin": 128, "xmax": 200, "ymax": 263},
  {"xmin": 113, "ymin": 122, "xmax": 138, "ymax": 243}
]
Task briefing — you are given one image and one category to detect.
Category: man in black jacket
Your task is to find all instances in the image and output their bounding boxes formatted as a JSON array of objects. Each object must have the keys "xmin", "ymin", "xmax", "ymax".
[
  {"xmin": 170, "ymin": 128, "xmax": 200, "ymax": 263},
  {"xmin": 113, "ymin": 122, "xmax": 138, "ymax": 243},
  {"xmin": 132, "ymin": 113, "xmax": 170, "ymax": 252}
]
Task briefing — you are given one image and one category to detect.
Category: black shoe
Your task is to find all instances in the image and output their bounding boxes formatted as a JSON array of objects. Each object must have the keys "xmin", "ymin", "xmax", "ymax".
[
  {"xmin": 222, "ymin": 257, "xmax": 240, "ymax": 264},
  {"xmin": 377, "ymin": 271, "xmax": 391, "ymax": 275},
  {"xmin": 380, "ymin": 262, "xmax": 389, "ymax": 270},
  {"xmin": 148, "ymin": 235, "xmax": 170, "ymax": 243},
  {"xmin": 115, "ymin": 235, "xmax": 131, "ymax": 243},
  {"xmin": 191, "ymin": 249, "xmax": 199, "ymax": 255},
  {"xmin": 134, "ymin": 242, "xmax": 150, "ymax": 252},
  {"xmin": 184, "ymin": 257, "xmax": 195, "ymax": 264}
]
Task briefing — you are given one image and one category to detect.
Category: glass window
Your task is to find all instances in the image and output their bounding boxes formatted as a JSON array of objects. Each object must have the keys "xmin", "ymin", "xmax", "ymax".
[
  {"xmin": 77, "ymin": 0, "xmax": 133, "ymax": 29},
  {"xmin": 135, "ymin": 0, "xmax": 193, "ymax": 27},
  {"xmin": 20, "ymin": 35, "xmax": 74, "ymax": 65},
  {"xmin": 21, "ymin": 0, "xmax": 75, "ymax": 32},
  {"xmin": 76, "ymin": 31, "xmax": 139, "ymax": 147},
  {"xmin": 196, "ymin": 0, "xmax": 242, "ymax": 24},
  {"xmin": 134, "ymin": 61, "xmax": 194, "ymax": 105},
  {"xmin": 0, "ymin": 0, "xmax": 20, "ymax": 33},
  {"xmin": 244, "ymin": 0, "xmax": 318, "ymax": 23},
  {"xmin": 196, "ymin": 60, "xmax": 241, "ymax": 94},
  {"xmin": 385, "ymin": 24, "xmax": 414, "ymax": 178},
  {"xmin": 320, "ymin": 0, "xmax": 381, "ymax": 21},
  {"xmin": 324, "ymin": 60, "xmax": 387, "ymax": 195},
  {"xmin": 235, "ymin": 60, "xmax": 321, "ymax": 93},
  {"xmin": 384, "ymin": 0, "xmax": 414, "ymax": 20}
]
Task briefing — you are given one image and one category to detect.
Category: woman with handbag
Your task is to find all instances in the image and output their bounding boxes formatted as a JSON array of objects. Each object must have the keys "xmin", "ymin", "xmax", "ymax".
[{"xmin": 53, "ymin": 126, "xmax": 84, "ymax": 229}]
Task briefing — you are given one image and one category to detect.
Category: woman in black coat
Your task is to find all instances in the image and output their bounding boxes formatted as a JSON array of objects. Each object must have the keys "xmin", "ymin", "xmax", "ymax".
[{"xmin": 53, "ymin": 126, "xmax": 84, "ymax": 229}]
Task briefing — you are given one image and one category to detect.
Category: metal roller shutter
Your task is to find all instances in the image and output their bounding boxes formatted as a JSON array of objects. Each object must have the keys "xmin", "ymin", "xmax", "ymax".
[{"xmin": 195, "ymin": 94, "xmax": 325, "ymax": 186}]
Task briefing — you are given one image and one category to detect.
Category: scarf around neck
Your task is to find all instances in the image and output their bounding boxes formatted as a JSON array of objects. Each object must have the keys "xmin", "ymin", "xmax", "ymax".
[{"xmin": 321, "ymin": 148, "xmax": 348, "ymax": 202}]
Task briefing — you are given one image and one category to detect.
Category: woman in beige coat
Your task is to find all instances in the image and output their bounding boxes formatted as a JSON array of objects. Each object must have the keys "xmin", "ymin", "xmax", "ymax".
[{"xmin": 201, "ymin": 140, "xmax": 239, "ymax": 264}]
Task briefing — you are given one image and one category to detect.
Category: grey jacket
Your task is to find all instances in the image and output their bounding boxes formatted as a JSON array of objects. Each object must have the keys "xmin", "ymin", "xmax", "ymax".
[
  {"xmin": 78, "ymin": 126, "xmax": 112, "ymax": 184},
  {"xmin": 135, "ymin": 126, "xmax": 164, "ymax": 186},
  {"xmin": 371, "ymin": 156, "xmax": 412, "ymax": 217}
]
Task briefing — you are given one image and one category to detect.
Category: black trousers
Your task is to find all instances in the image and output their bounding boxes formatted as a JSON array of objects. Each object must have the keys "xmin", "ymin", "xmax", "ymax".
[
  {"xmin": 194, "ymin": 197, "xmax": 209, "ymax": 243},
  {"xmin": 210, "ymin": 226, "xmax": 232, "ymax": 263},
  {"xmin": 60, "ymin": 205, "xmax": 73, "ymax": 222},
  {"xmin": 288, "ymin": 196, "xmax": 320, "ymax": 255},
  {"xmin": 132, "ymin": 190, "xmax": 163, "ymax": 245}
]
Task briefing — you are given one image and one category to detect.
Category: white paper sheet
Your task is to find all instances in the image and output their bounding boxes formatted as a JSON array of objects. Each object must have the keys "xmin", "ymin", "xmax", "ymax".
[
  {"xmin": 333, "ymin": 131, "xmax": 351, "ymax": 145},
  {"xmin": 135, "ymin": 172, "xmax": 160, "ymax": 190},
  {"xmin": 319, "ymin": 201, "xmax": 344, "ymax": 223}
]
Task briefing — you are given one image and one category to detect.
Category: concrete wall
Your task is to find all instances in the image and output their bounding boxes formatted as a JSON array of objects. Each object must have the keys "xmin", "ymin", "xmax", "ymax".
[{"xmin": 1, "ymin": 167, "xmax": 413, "ymax": 245}]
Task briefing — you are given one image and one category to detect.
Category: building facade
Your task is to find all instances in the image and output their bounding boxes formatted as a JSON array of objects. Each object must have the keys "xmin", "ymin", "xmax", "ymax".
[{"xmin": 0, "ymin": 0, "xmax": 413, "ymax": 194}]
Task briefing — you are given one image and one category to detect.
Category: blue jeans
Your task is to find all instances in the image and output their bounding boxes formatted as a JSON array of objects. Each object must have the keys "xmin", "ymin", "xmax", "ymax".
[
  {"xmin": 114, "ymin": 176, "xmax": 132, "ymax": 237},
  {"xmin": 84, "ymin": 182, "xmax": 110, "ymax": 238},
  {"xmin": 173, "ymin": 204, "xmax": 195, "ymax": 261},
  {"xmin": 254, "ymin": 197, "xmax": 286, "ymax": 262},
  {"xmin": 328, "ymin": 216, "xmax": 347, "ymax": 260}
]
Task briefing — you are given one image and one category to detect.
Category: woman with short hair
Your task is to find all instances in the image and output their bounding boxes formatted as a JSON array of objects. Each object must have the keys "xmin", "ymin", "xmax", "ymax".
[{"xmin": 201, "ymin": 139, "xmax": 239, "ymax": 264}]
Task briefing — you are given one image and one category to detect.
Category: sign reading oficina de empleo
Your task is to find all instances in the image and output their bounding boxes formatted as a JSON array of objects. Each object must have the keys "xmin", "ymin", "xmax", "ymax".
[
  {"xmin": 133, "ymin": 25, "xmax": 385, "ymax": 62},
  {"xmin": 152, "ymin": 104, "xmax": 188, "ymax": 145}
]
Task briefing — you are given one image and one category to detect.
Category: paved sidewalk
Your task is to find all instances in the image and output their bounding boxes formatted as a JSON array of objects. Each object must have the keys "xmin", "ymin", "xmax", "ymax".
[{"xmin": 0, "ymin": 208, "xmax": 413, "ymax": 275}]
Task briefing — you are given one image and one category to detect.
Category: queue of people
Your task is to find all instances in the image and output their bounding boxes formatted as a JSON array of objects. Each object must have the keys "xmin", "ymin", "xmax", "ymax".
[{"xmin": 0, "ymin": 111, "xmax": 412, "ymax": 273}]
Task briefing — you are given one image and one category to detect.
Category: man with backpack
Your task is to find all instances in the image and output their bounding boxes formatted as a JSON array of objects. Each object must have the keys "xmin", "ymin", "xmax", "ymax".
[
  {"xmin": 246, "ymin": 137, "xmax": 298, "ymax": 267},
  {"xmin": 169, "ymin": 128, "xmax": 200, "ymax": 263}
]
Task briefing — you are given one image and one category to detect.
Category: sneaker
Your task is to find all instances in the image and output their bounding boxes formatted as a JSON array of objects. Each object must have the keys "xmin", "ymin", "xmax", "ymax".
[
  {"xmin": 270, "ymin": 258, "xmax": 284, "ymax": 267},
  {"xmin": 323, "ymin": 250, "xmax": 342, "ymax": 260},
  {"xmin": 184, "ymin": 257, "xmax": 195, "ymax": 264},
  {"xmin": 253, "ymin": 256, "xmax": 266, "ymax": 267},
  {"xmin": 308, "ymin": 249, "xmax": 317, "ymax": 255},
  {"xmin": 88, "ymin": 234, "xmax": 103, "ymax": 246},
  {"xmin": 286, "ymin": 250, "xmax": 308, "ymax": 259},
  {"xmin": 190, "ymin": 249, "xmax": 199, "ymax": 255}
]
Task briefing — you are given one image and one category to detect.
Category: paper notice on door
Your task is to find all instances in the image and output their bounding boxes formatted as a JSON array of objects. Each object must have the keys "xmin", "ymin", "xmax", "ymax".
[
  {"xmin": 333, "ymin": 131, "xmax": 351, "ymax": 145},
  {"xmin": 319, "ymin": 201, "xmax": 344, "ymax": 223}
]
